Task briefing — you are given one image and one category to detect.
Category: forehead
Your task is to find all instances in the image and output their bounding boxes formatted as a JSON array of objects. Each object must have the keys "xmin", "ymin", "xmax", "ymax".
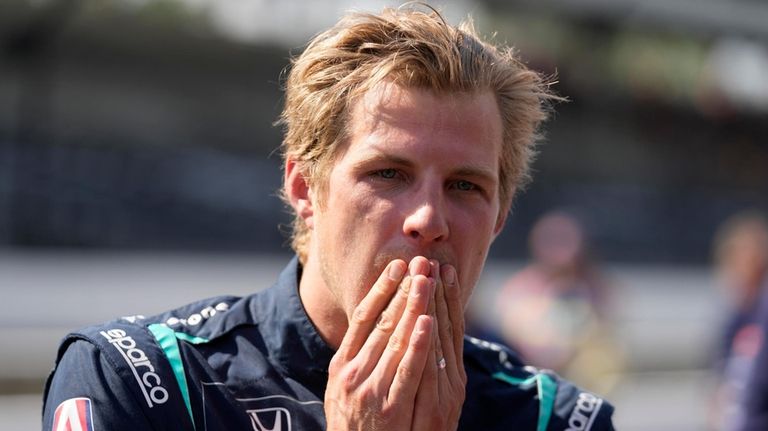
[{"xmin": 341, "ymin": 83, "xmax": 503, "ymax": 166}]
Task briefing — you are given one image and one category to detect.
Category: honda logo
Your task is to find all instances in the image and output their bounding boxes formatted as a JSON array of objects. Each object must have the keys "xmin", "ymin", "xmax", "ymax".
[{"xmin": 248, "ymin": 407, "xmax": 292, "ymax": 431}]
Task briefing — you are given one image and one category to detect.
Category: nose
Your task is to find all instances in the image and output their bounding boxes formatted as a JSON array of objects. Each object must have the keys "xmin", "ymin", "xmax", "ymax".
[{"xmin": 402, "ymin": 193, "xmax": 449, "ymax": 244}]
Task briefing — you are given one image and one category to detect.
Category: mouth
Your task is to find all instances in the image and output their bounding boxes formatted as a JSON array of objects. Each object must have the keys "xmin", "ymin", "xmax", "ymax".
[
  {"xmin": 374, "ymin": 248, "xmax": 453, "ymax": 269},
  {"xmin": 372, "ymin": 248, "xmax": 457, "ymax": 284}
]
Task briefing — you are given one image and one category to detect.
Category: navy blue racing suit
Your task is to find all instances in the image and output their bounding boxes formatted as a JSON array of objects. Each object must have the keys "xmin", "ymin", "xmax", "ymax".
[{"xmin": 43, "ymin": 257, "xmax": 615, "ymax": 430}]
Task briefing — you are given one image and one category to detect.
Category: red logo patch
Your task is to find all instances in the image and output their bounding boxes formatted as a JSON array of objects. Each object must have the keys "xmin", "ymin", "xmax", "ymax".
[{"xmin": 52, "ymin": 397, "xmax": 94, "ymax": 431}]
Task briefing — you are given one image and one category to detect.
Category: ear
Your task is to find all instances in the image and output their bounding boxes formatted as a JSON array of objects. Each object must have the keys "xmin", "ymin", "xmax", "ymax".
[{"xmin": 284, "ymin": 158, "xmax": 315, "ymax": 229}]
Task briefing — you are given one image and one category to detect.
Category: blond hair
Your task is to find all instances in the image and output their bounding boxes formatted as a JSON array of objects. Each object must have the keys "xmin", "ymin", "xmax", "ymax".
[{"xmin": 279, "ymin": 5, "xmax": 559, "ymax": 262}]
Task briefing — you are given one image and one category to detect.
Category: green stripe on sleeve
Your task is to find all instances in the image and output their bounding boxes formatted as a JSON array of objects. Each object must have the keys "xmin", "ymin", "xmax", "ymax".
[
  {"xmin": 174, "ymin": 332, "xmax": 209, "ymax": 345},
  {"xmin": 492, "ymin": 371, "xmax": 538, "ymax": 388},
  {"xmin": 492, "ymin": 371, "xmax": 557, "ymax": 431},
  {"xmin": 148, "ymin": 323, "xmax": 196, "ymax": 430},
  {"xmin": 536, "ymin": 373, "xmax": 557, "ymax": 431}
]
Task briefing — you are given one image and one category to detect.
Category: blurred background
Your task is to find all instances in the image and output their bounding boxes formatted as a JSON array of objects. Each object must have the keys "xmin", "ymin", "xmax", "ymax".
[{"xmin": 1, "ymin": 0, "xmax": 767, "ymax": 429}]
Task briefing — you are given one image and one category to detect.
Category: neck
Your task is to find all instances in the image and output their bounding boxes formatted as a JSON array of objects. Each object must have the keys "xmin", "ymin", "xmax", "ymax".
[{"xmin": 298, "ymin": 255, "xmax": 348, "ymax": 350}]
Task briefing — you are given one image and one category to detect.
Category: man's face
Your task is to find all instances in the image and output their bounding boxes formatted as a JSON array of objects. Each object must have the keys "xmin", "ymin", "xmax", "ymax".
[{"xmin": 309, "ymin": 82, "xmax": 506, "ymax": 317}]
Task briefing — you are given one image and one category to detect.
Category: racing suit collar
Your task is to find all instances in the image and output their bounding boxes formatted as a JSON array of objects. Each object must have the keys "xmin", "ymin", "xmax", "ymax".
[{"xmin": 257, "ymin": 256, "xmax": 334, "ymax": 396}]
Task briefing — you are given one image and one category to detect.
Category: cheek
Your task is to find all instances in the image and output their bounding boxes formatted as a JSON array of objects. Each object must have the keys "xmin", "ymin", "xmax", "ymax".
[
  {"xmin": 463, "ymin": 251, "xmax": 488, "ymax": 295},
  {"xmin": 455, "ymin": 210, "xmax": 497, "ymax": 254},
  {"xmin": 352, "ymin": 193, "xmax": 401, "ymax": 240},
  {"xmin": 454, "ymin": 224, "xmax": 494, "ymax": 307}
]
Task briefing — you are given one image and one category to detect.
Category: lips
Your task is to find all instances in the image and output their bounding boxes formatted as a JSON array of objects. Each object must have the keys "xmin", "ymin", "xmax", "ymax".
[{"xmin": 373, "ymin": 246, "xmax": 454, "ymax": 271}]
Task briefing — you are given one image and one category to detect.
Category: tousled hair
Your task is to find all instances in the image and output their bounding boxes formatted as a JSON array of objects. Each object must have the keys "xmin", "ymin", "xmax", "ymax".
[{"xmin": 279, "ymin": 5, "xmax": 560, "ymax": 262}]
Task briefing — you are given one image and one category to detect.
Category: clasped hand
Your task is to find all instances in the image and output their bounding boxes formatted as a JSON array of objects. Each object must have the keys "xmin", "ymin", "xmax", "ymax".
[{"xmin": 324, "ymin": 257, "xmax": 467, "ymax": 430}]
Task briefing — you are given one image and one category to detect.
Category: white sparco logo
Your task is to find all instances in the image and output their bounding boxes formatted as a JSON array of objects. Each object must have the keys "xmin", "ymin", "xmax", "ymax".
[
  {"xmin": 565, "ymin": 392, "xmax": 603, "ymax": 431},
  {"xmin": 100, "ymin": 328, "xmax": 169, "ymax": 407}
]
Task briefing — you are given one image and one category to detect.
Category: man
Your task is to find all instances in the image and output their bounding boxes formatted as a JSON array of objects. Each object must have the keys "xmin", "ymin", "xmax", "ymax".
[
  {"xmin": 43, "ymin": 6, "xmax": 615, "ymax": 430},
  {"xmin": 711, "ymin": 212, "xmax": 768, "ymax": 430},
  {"xmin": 709, "ymin": 212, "xmax": 768, "ymax": 431},
  {"xmin": 740, "ymin": 289, "xmax": 768, "ymax": 431}
]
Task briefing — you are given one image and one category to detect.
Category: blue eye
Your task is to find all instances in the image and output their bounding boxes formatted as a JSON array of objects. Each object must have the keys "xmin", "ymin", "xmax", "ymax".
[
  {"xmin": 378, "ymin": 169, "xmax": 397, "ymax": 179},
  {"xmin": 455, "ymin": 180, "xmax": 476, "ymax": 191}
]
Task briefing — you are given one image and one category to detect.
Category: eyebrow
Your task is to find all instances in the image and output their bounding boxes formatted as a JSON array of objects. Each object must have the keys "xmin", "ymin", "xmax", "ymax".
[
  {"xmin": 351, "ymin": 152, "xmax": 414, "ymax": 170},
  {"xmin": 453, "ymin": 166, "xmax": 498, "ymax": 184}
]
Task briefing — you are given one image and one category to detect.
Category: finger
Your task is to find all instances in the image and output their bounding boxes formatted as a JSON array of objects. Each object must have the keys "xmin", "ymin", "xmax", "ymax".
[
  {"xmin": 429, "ymin": 260, "xmax": 453, "ymax": 369},
  {"xmin": 352, "ymin": 274, "xmax": 413, "ymax": 375},
  {"xmin": 425, "ymin": 259, "xmax": 438, "ymax": 319},
  {"xmin": 387, "ymin": 315, "xmax": 433, "ymax": 408},
  {"xmin": 412, "ymin": 340, "xmax": 440, "ymax": 431},
  {"xmin": 428, "ymin": 260, "xmax": 455, "ymax": 415},
  {"xmin": 442, "ymin": 264, "xmax": 466, "ymax": 381},
  {"xmin": 428, "ymin": 260, "xmax": 445, "ymax": 371},
  {"xmin": 410, "ymin": 256, "xmax": 431, "ymax": 278},
  {"xmin": 436, "ymin": 272, "xmax": 468, "ymax": 405},
  {"xmin": 434, "ymin": 262, "xmax": 455, "ymax": 365},
  {"xmin": 372, "ymin": 274, "xmax": 432, "ymax": 393},
  {"xmin": 416, "ymin": 264, "xmax": 441, "ymax": 427},
  {"xmin": 337, "ymin": 259, "xmax": 407, "ymax": 360}
]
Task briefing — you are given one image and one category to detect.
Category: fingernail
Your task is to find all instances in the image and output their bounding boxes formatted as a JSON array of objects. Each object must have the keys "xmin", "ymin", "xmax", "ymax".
[
  {"xmin": 388, "ymin": 261, "xmax": 405, "ymax": 280},
  {"xmin": 430, "ymin": 259, "xmax": 439, "ymax": 278},
  {"xmin": 409, "ymin": 258, "xmax": 420, "ymax": 276}
]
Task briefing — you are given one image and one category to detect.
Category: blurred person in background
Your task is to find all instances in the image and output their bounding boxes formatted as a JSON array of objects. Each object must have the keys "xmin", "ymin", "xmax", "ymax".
[
  {"xmin": 710, "ymin": 211, "xmax": 768, "ymax": 430},
  {"xmin": 41, "ymin": 5, "xmax": 615, "ymax": 431},
  {"xmin": 738, "ymin": 218, "xmax": 768, "ymax": 430},
  {"xmin": 496, "ymin": 211, "xmax": 624, "ymax": 394}
]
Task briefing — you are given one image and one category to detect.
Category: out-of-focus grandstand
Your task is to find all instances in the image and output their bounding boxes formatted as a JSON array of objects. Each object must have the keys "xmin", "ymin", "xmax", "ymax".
[{"xmin": 1, "ymin": 0, "xmax": 766, "ymax": 429}]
